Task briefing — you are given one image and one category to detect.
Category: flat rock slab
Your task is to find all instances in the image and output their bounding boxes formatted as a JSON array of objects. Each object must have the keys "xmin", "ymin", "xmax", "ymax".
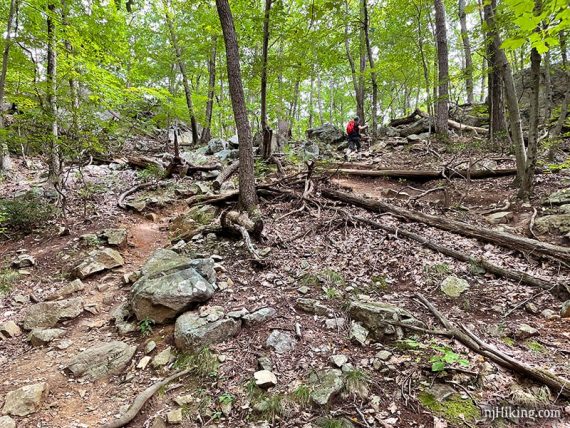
[
  {"xmin": 2, "ymin": 382, "xmax": 49, "ymax": 416},
  {"xmin": 66, "ymin": 341, "xmax": 137, "ymax": 380},
  {"xmin": 266, "ymin": 330, "xmax": 296, "ymax": 354},
  {"xmin": 545, "ymin": 188, "xmax": 570, "ymax": 205},
  {"xmin": 74, "ymin": 248, "xmax": 124, "ymax": 279},
  {"xmin": 22, "ymin": 297, "xmax": 84, "ymax": 330},
  {"xmin": 243, "ymin": 307, "xmax": 276, "ymax": 326},
  {"xmin": 100, "ymin": 228, "xmax": 128, "ymax": 246},
  {"xmin": 174, "ymin": 313, "xmax": 241, "ymax": 351},
  {"xmin": 254, "ymin": 370, "xmax": 277, "ymax": 389},
  {"xmin": 29, "ymin": 328, "xmax": 65, "ymax": 347},
  {"xmin": 295, "ymin": 298, "xmax": 330, "ymax": 316},
  {"xmin": 45, "ymin": 279, "xmax": 85, "ymax": 301},
  {"xmin": 309, "ymin": 369, "xmax": 344, "ymax": 406}
]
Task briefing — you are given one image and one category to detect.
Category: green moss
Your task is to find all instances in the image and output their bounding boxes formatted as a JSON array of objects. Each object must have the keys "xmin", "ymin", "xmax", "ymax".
[
  {"xmin": 501, "ymin": 337, "xmax": 515, "ymax": 347},
  {"xmin": 525, "ymin": 340, "xmax": 545, "ymax": 353},
  {"xmin": 300, "ymin": 273, "xmax": 320, "ymax": 287},
  {"xmin": 418, "ymin": 391, "xmax": 479, "ymax": 425}
]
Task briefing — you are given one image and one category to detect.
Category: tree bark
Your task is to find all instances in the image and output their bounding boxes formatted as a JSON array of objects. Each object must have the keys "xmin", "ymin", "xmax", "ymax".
[
  {"xmin": 216, "ymin": 0, "xmax": 258, "ymax": 214},
  {"xmin": 322, "ymin": 189, "xmax": 570, "ymax": 263},
  {"xmin": 61, "ymin": 0, "xmax": 80, "ymax": 140},
  {"xmin": 163, "ymin": 0, "xmax": 199, "ymax": 145},
  {"xmin": 344, "ymin": 1, "xmax": 363, "ymax": 123},
  {"xmin": 363, "ymin": 0, "xmax": 378, "ymax": 136},
  {"xmin": 358, "ymin": 0, "xmax": 366, "ymax": 123},
  {"xmin": 260, "ymin": 0, "xmax": 273, "ymax": 159},
  {"xmin": 200, "ymin": 37, "xmax": 217, "ymax": 145},
  {"xmin": 551, "ymin": 31, "xmax": 568, "ymax": 139},
  {"xmin": 47, "ymin": 2, "xmax": 61, "ymax": 186},
  {"xmin": 0, "ymin": 0, "xmax": 18, "ymax": 171},
  {"xmin": 434, "ymin": 0, "xmax": 449, "ymax": 135},
  {"xmin": 458, "ymin": 0, "xmax": 474, "ymax": 104}
]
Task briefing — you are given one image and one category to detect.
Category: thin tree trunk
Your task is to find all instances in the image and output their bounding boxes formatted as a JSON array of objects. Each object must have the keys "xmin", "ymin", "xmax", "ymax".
[
  {"xmin": 551, "ymin": 31, "xmax": 568, "ymax": 139},
  {"xmin": 458, "ymin": 0, "xmax": 474, "ymax": 104},
  {"xmin": 358, "ymin": 0, "xmax": 366, "ymax": 122},
  {"xmin": 61, "ymin": 0, "xmax": 79, "ymax": 140},
  {"xmin": 412, "ymin": 2, "xmax": 432, "ymax": 117},
  {"xmin": 543, "ymin": 50, "xmax": 553, "ymax": 124},
  {"xmin": 329, "ymin": 78, "xmax": 334, "ymax": 124},
  {"xmin": 0, "ymin": 0, "xmax": 18, "ymax": 171},
  {"xmin": 47, "ymin": 2, "xmax": 61, "ymax": 186},
  {"xmin": 363, "ymin": 0, "xmax": 378, "ymax": 136},
  {"xmin": 477, "ymin": 0, "xmax": 486, "ymax": 102},
  {"xmin": 317, "ymin": 73, "xmax": 324, "ymax": 125},
  {"xmin": 216, "ymin": 0, "xmax": 258, "ymax": 213},
  {"xmin": 434, "ymin": 0, "xmax": 449, "ymax": 135},
  {"xmin": 201, "ymin": 37, "xmax": 217, "ymax": 145},
  {"xmin": 163, "ymin": 0, "xmax": 199, "ymax": 144},
  {"xmin": 260, "ymin": 0, "xmax": 272, "ymax": 159},
  {"xmin": 308, "ymin": 74, "xmax": 314, "ymax": 129},
  {"xmin": 344, "ymin": 2, "xmax": 362, "ymax": 121}
]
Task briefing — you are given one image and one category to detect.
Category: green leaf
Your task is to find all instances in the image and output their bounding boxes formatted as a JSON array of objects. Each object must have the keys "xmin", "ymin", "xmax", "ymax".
[{"xmin": 431, "ymin": 361, "xmax": 446, "ymax": 372}]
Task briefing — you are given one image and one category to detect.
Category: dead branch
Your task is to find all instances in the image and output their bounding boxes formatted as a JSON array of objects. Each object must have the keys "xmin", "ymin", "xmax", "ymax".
[
  {"xmin": 323, "ymin": 189, "xmax": 570, "ymax": 264},
  {"xmin": 325, "ymin": 168, "xmax": 520, "ymax": 181},
  {"xmin": 414, "ymin": 293, "xmax": 570, "ymax": 399},
  {"xmin": 118, "ymin": 182, "xmax": 157, "ymax": 209},
  {"xmin": 103, "ymin": 369, "xmax": 191, "ymax": 428},
  {"xmin": 213, "ymin": 160, "xmax": 239, "ymax": 191}
]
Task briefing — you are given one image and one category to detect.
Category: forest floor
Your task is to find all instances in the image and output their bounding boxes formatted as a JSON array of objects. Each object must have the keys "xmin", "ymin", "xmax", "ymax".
[{"xmin": 0, "ymin": 134, "xmax": 569, "ymax": 428}]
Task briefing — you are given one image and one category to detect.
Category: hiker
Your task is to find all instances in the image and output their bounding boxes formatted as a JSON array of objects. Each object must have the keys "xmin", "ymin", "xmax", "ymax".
[{"xmin": 345, "ymin": 116, "xmax": 368, "ymax": 159}]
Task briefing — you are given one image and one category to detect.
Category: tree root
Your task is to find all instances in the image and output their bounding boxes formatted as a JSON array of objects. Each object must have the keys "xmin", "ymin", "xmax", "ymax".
[
  {"xmin": 118, "ymin": 182, "xmax": 158, "ymax": 209},
  {"xmin": 102, "ymin": 369, "xmax": 191, "ymax": 428}
]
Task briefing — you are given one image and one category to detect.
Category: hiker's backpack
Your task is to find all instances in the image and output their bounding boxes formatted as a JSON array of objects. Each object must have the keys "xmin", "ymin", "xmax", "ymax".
[{"xmin": 346, "ymin": 120, "xmax": 356, "ymax": 135}]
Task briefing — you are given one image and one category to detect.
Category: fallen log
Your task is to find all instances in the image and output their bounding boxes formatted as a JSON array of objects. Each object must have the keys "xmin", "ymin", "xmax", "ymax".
[
  {"xmin": 213, "ymin": 160, "xmax": 239, "ymax": 191},
  {"xmin": 391, "ymin": 108, "xmax": 489, "ymax": 136},
  {"xmin": 326, "ymin": 168, "xmax": 519, "ymax": 180},
  {"xmin": 117, "ymin": 182, "xmax": 157, "ymax": 209},
  {"xmin": 126, "ymin": 155, "xmax": 164, "ymax": 170},
  {"xmin": 389, "ymin": 108, "xmax": 428, "ymax": 127},
  {"xmin": 415, "ymin": 294, "xmax": 570, "ymax": 399},
  {"xmin": 103, "ymin": 369, "xmax": 191, "ymax": 428},
  {"xmin": 322, "ymin": 189, "xmax": 570, "ymax": 263},
  {"xmin": 448, "ymin": 118, "xmax": 488, "ymax": 134},
  {"xmin": 348, "ymin": 214, "xmax": 563, "ymax": 295}
]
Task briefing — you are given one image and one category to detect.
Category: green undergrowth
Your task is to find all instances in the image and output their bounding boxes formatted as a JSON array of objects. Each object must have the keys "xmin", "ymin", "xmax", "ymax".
[{"xmin": 418, "ymin": 391, "xmax": 479, "ymax": 425}]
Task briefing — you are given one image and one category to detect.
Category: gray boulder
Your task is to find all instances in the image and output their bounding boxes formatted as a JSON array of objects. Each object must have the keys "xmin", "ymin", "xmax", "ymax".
[
  {"xmin": 348, "ymin": 299, "xmax": 424, "ymax": 340},
  {"xmin": 306, "ymin": 123, "xmax": 345, "ymax": 145},
  {"xmin": 206, "ymin": 138, "xmax": 227, "ymax": 154},
  {"xmin": 22, "ymin": 297, "xmax": 84, "ymax": 330},
  {"xmin": 214, "ymin": 149, "xmax": 239, "ymax": 162},
  {"xmin": 266, "ymin": 330, "xmax": 296, "ymax": 354},
  {"xmin": 534, "ymin": 214, "xmax": 570, "ymax": 234},
  {"xmin": 66, "ymin": 341, "xmax": 137, "ymax": 380},
  {"xmin": 441, "ymin": 275, "xmax": 470, "ymax": 297},
  {"xmin": 545, "ymin": 188, "xmax": 570, "ymax": 205},
  {"xmin": 29, "ymin": 328, "xmax": 65, "ymax": 347},
  {"xmin": 243, "ymin": 307, "xmax": 277, "ymax": 327},
  {"xmin": 2, "ymin": 382, "xmax": 49, "ymax": 416},
  {"xmin": 309, "ymin": 369, "xmax": 344, "ymax": 406},
  {"xmin": 174, "ymin": 312, "xmax": 241, "ymax": 351},
  {"xmin": 74, "ymin": 248, "xmax": 124, "ymax": 279},
  {"xmin": 99, "ymin": 228, "xmax": 128, "ymax": 246}
]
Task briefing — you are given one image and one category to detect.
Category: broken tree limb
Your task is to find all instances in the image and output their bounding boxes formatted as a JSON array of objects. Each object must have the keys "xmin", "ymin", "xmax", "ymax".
[
  {"xmin": 415, "ymin": 293, "xmax": 570, "ymax": 399},
  {"xmin": 348, "ymin": 214, "xmax": 563, "ymax": 295},
  {"xmin": 448, "ymin": 118, "xmax": 488, "ymax": 134},
  {"xmin": 322, "ymin": 189, "xmax": 570, "ymax": 263},
  {"xmin": 117, "ymin": 182, "xmax": 157, "ymax": 209},
  {"xmin": 221, "ymin": 210, "xmax": 264, "ymax": 260},
  {"xmin": 213, "ymin": 160, "xmax": 239, "ymax": 191},
  {"xmin": 126, "ymin": 155, "xmax": 164, "ymax": 170},
  {"xmin": 103, "ymin": 369, "xmax": 191, "ymax": 428},
  {"xmin": 325, "ymin": 167, "xmax": 520, "ymax": 180},
  {"xmin": 389, "ymin": 108, "xmax": 428, "ymax": 127}
]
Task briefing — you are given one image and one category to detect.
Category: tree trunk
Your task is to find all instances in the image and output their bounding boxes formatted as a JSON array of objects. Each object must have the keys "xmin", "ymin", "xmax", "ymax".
[
  {"xmin": 551, "ymin": 31, "xmax": 568, "ymax": 139},
  {"xmin": 358, "ymin": 0, "xmax": 366, "ymax": 123},
  {"xmin": 317, "ymin": 73, "xmax": 324, "ymax": 125},
  {"xmin": 200, "ymin": 37, "xmax": 217, "ymax": 145},
  {"xmin": 61, "ymin": 0, "xmax": 80, "ymax": 140},
  {"xmin": 216, "ymin": 0, "xmax": 258, "ymax": 214},
  {"xmin": 412, "ymin": 2, "xmax": 432, "ymax": 117},
  {"xmin": 484, "ymin": 0, "xmax": 507, "ymax": 145},
  {"xmin": 47, "ymin": 2, "xmax": 61, "ymax": 186},
  {"xmin": 0, "ymin": 0, "xmax": 17, "ymax": 172},
  {"xmin": 458, "ymin": 0, "xmax": 474, "ymax": 104},
  {"xmin": 363, "ymin": 0, "xmax": 378, "ymax": 136},
  {"xmin": 308, "ymin": 74, "xmax": 314, "ymax": 129},
  {"xmin": 344, "ymin": 2, "xmax": 363, "ymax": 122},
  {"xmin": 543, "ymin": 50, "xmax": 553, "ymax": 124},
  {"xmin": 260, "ymin": 0, "xmax": 272, "ymax": 159},
  {"xmin": 163, "ymin": 0, "xmax": 199, "ymax": 145},
  {"xmin": 434, "ymin": 0, "xmax": 449, "ymax": 135}
]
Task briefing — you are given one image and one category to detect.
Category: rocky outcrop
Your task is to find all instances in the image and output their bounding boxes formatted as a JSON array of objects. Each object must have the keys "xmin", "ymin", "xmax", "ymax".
[
  {"xmin": 130, "ymin": 250, "xmax": 216, "ymax": 323},
  {"xmin": 306, "ymin": 123, "xmax": 345, "ymax": 145},
  {"xmin": 22, "ymin": 298, "xmax": 84, "ymax": 330},
  {"xmin": 66, "ymin": 341, "xmax": 137, "ymax": 380},
  {"xmin": 534, "ymin": 214, "xmax": 570, "ymax": 235},
  {"xmin": 74, "ymin": 248, "xmax": 124, "ymax": 279},
  {"xmin": 28, "ymin": 328, "xmax": 65, "ymax": 347}
]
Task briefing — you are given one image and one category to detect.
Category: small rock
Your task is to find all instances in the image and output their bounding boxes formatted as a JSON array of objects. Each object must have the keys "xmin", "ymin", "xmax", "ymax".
[
  {"xmin": 152, "ymin": 347, "xmax": 172, "ymax": 368},
  {"xmin": 298, "ymin": 286, "xmax": 310, "ymax": 295},
  {"xmin": 524, "ymin": 302, "xmax": 539, "ymax": 315},
  {"xmin": 486, "ymin": 211, "xmax": 513, "ymax": 225},
  {"xmin": 66, "ymin": 341, "xmax": 137, "ymax": 380},
  {"xmin": 295, "ymin": 298, "xmax": 330, "ymax": 315},
  {"xmin": 174, "ymin": 313, "xmax": 241, "ymax": 351},
  {"xmin": 199, "ymin": 305, "xmax": 225, "ymax": 322},
  {"xmin": 45, "ymin": 279, "xmax": 85, "ymax": 301},
  {"xmin": 100, "ymin": 228, "xmax": 128, "ymax": 246},
  {"xmin": 0, "ymin": 321, "xmax": 21, "ymax": 338},
  {"xmin": 145, "ymin": 340, "xmax": 156, "ymax": 354},
  {"xmin": 137, "ymin": 356, "xmax": 152, "ymax": 370},
  {"xmin": 349, "ymin": 321, "xmax": 369, "ymax": 346},
  {"xmin": 254, "ymin": 370, "xmax": 277, "ymax": 389},
  {"xmin": 441, "ymin": 275, "xmax": 470, "ymax": 297},
  {"xmin": 0, "ymin": 416, "xmax": 16, "ymax": 428},
  {"xmin": 227, "ymin": 308, "xmax": 249, "ymax": 319},
  {"xmin": 266, "ymin": 330, "xmax": 296, "ymax": 354},
  {"xmin": 243, "ymin": 307, "xmax": 277, "ymax": 326},
  {"xmin": 74, "ymin": 248, "xmax": 124, "ymax": 279},
  {"xmin": 325, "ymin": 318, "xmax": 345, "ymax": 330},
  {"xmin": 11, "ymin": 254, "xmax": 36, "ymax": 268},
  {"xmin": 174, "ymin": 395, "xmax": 193, "ymax": 406},
  {"xmin": 375, "ymin": 350, "xmax": 392, "ymax": 361},
  {"xmin": 330, "ymin": 354, "xmax": 348, "ymax": 368},
  {"xmin": 561, "ymin": 301, "xmax": 570, "ymax": 318},
  {"xmin": 309, "ymin": 369, "xmax": 344, "ymax": 406},
  {"xmin": 167, "ymin": 408, "xmax": 183, "ymax": 424},
  {"xmin": 257, "ymin": 356, "xmax": 273, "ymax": 371},
  {"xmin": 29, "ymin": 328, "xmax": 65, "ymax": 347},
  {"xmin": 22, "ymin": 297, "xmax": 84, "ymax": 330},
  {"xmin": 541, "ymin": 309, "xmax": 558, "ymax": 320},
  {"xmin": 2, "ymin": 382, "xmax": 49, "ymax": 416},
  {"xmin": 516, "ymin": 324, "xmax": 539, "ymax": 340}
]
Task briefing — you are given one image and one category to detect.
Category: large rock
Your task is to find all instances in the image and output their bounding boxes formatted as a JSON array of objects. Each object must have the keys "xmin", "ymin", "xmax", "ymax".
[
  {"xmin": 348, "ymin": 300, "xmax": 424, "ymax": 340},
  {"xmin": 66, "ymin": 341, "xmax": 137, "ymax": 380},
  {"xmin": 131, "ymin": 250, "xmax": 216, "ymax": 323},
  {"xmin": 22, "ymin": 297, "xmax": 84, "ymax": 330},
  {"xmin": 206, "ymin": 138, "xmax": 227, "ymax": 154},
  {"xmin": 174, "ymin": 312, "xmax": 241, "ymax": 351},
  {"xmin": 2, "ymin": 382, "xmax": 49, "ymax": 416},
  {"xmin": 214, "ymin": 149, "xmax": 239, "ymax": 162},
  {"xmin": 309, "ymin": 369, "xmax": 344, "ymax": 406},
  {"xmin": 99, "ymin": 228, "xmax": 128, "ymax": 246},
  {"xmin": 266, "ymin": 330, "xmax": 296, "ymax": 354},
  {"xmin": 534, "ymin": 214, "xmax": 570, "ymax": 234},
  {"xmin": 74, "ymin": 248, "xmax": 124, "ymax": 279},
  {"xmin": 169, "ymin": 206, "xmax": 217, "ymax": 241},
  {"xmin": 29, "ymin": 328, "xmax": 65, "ymax": 347},
  {"xmin": 545, "ymin": 188, "xmax": 570, "ymax": 205},
  {"xmin": 441, "ymin": 275, "xmax": 470, "ymax": 297},
  {"xmin": 306, "ymin": 123, "xmax": 345, "ymax": 145}
]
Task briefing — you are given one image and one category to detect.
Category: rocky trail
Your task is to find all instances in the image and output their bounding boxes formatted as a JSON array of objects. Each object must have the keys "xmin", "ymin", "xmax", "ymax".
[{"xmin": 1, "ymin": 131, "xmax": 570, "ymax": 428}]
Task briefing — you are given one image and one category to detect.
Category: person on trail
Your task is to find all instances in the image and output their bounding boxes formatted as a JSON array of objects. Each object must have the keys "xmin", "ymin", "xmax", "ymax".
[{"xmin": 345, "ymin": 116, "xmax": 368, "ymax": 160}]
